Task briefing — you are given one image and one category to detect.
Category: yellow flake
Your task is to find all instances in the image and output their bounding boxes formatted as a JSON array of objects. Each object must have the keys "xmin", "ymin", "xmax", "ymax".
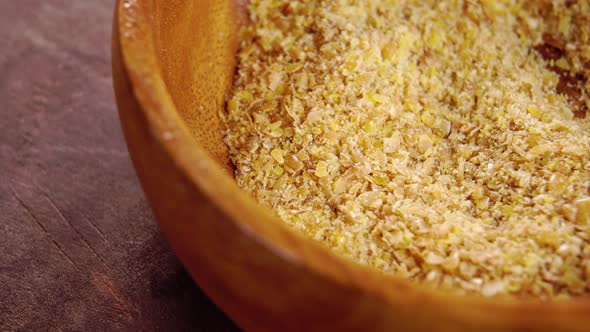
[
  {"xmin": 315, "ymin": 161, "xmax": 329, "ymax": 178},
  {"xmin": 270, "ymin": 149, "xmax": 284, "ymax": 164}
]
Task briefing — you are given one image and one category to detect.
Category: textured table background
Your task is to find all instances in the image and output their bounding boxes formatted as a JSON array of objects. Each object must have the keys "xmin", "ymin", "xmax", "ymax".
[{"xmin": 0, "ymin": 1, "xmax": 238, "ymax": 330}]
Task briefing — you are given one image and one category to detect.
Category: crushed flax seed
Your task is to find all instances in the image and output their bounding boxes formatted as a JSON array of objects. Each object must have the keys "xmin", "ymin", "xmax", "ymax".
[{"xmin": 223, "ymin": 0, "xmax": 590, "ymax": 298}]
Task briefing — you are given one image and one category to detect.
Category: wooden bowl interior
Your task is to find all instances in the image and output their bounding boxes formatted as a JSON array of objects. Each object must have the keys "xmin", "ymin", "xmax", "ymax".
[{"xmin": 152, "ymin": 0, "xmax": 246, "ymax": 171}]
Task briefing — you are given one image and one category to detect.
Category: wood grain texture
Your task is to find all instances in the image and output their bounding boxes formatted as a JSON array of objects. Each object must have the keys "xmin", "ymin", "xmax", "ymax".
[
  {"xmin": 113, "ymin": 0, "xmax": 590, "ymax": 331},
  {"xmin": 0, "ymin": 1, "xmax": 237, "ymax": 330}
]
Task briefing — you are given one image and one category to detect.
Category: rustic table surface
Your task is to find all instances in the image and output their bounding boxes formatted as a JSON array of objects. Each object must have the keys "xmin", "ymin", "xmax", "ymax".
[{"xmin": 0, "ymin": 1, "xmax": 238, "ymax": 330}]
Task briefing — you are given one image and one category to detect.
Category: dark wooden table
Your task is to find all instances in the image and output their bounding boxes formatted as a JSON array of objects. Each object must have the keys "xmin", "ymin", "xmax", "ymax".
[{"xmin": 0, "ymin": 1, "xmax": 238, "ymax": 330}]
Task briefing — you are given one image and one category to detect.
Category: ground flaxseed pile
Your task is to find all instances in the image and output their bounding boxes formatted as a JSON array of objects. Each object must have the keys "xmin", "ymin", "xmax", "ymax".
[{"xmin": 223, "ymin": 0, "xmax": 590, "ymax": 298}]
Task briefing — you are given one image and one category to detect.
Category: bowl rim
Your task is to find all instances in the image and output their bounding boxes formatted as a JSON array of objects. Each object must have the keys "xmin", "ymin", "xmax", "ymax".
[{"xmin": 114, "ymin": 0, "xmax": 590, "ymax": 327}]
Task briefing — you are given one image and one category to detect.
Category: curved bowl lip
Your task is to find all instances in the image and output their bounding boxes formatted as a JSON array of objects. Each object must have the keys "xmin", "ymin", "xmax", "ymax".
[{"xmin": 114, "ymin": 0, "xmax": 590, "ymax": 327}]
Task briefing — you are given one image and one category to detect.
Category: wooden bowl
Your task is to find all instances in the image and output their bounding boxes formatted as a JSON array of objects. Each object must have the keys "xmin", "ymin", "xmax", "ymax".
[{"xmin": 112, "ymin": 0, "xmax": 590, "ymax": 330}]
